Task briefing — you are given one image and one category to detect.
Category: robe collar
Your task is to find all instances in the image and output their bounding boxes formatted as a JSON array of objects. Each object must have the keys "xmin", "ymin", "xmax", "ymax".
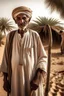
[{"xmin": 18, "ymin": 28, "xmax": 27, "ymax": 37}]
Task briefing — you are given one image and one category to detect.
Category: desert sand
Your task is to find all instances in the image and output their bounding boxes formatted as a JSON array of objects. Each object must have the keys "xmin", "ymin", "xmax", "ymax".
[{"xmin": 0, "ymin": 41, "xmax": 64, "ymax": 96}]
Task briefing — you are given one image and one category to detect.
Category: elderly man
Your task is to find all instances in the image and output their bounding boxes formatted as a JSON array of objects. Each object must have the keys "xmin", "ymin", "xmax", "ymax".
[{"xmin": 0, "ymin": 6, "xmax": 47, "ymax": 96}]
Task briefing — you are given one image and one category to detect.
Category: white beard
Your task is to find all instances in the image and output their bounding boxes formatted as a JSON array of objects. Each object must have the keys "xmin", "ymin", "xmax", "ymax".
[{"xmin": 19, "ymin": 23, "xmax": 29, "ymax": 31}]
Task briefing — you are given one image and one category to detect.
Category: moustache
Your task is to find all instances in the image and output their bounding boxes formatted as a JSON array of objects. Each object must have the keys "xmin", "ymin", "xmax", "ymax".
[{"xmin": 20, "ymin": 21, "xmax": 27, "ymax": 25}]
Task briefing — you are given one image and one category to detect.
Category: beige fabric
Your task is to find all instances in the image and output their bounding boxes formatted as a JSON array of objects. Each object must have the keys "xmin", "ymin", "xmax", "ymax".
[
  {"xmin": 12, "ymin": 6, "xmax": 32, "ymax": 19},
  {"xmin": 1, "ymin": 29, "xmax": 47, "ymax": 96}
]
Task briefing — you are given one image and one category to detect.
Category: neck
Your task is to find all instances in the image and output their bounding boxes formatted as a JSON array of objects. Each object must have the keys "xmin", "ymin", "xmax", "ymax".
[
  {"xmin": 19, "ymin": 28, "xmax": 27, "ymax": 32},
  {"xmin": 19, "ymin": 27, "xmax": 25, "ymax": 31},
  {"xmin": 18, "ymin": 28, "xmax": 27, "ymax": 35}
]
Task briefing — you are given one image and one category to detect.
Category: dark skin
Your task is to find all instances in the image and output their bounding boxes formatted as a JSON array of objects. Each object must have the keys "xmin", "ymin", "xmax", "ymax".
[
  {"xmin": 3, "ymin": 73, "xmax": 11, "ymax": 93},
  {"xmin": 14, "ymin": 13, "xmax": 30, "ymax": 30}
]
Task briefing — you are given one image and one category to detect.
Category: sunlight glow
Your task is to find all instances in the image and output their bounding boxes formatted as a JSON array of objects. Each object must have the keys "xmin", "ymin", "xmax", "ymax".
[{"xmin": 0, "ymin": 0, "xmax": 64, "ymax": 23}]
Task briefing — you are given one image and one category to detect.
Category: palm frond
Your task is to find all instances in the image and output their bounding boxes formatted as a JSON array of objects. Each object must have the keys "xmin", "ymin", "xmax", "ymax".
[
  {"xmin": 45, "ymin": 0, "xmax": 64, "ymax": 18},
  {"xmin": 0, "ymin": 18, "xmax": 15, "ymax": 35},
  {"xmin": 34, "ymin": 17, "xmax": 61, "ymax": 26},
  {"xmin": 29, "ymin": 17, "xmax": 64, "ymax": 44}
]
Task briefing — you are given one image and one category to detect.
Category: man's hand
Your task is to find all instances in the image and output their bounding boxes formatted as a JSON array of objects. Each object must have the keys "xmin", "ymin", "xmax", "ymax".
[
  {"xmin": 30, "ymin": 80, "xmax": 39, "ymax": 91},
  {"xmin": 3, "ymin": 73, "xmax": 11, "ymax": 93},
  {"xmin": 30, "ymin": 68, "xmax": 46, "ymax": 91},
  {"xmin": 3, "ymin": 79, "xmax": 11, "ymax": 93}
]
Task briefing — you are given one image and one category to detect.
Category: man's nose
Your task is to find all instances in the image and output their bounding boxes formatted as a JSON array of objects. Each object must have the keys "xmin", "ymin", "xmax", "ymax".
[{"xmin": 20, "ymin": 19, "xmax": 24, "ymax": 23}]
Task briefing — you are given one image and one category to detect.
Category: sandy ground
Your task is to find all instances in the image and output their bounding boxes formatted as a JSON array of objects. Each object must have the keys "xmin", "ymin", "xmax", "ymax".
[{"xmin": 0, "ymin": 42, "xmax": 64, "ymax": 96}]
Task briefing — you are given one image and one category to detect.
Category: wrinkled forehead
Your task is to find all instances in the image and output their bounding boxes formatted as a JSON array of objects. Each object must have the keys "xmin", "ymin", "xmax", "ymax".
[
  {"xmin": 16, "ymin": 13, "xmax": 29, "ymax": 18},
  {"xmin": 14, "ymin": 13, "xmax": 30, "ymax": 21}
]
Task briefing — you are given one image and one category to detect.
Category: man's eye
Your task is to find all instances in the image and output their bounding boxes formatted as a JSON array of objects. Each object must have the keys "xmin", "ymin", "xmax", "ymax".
[
  {"xmin": 22, "ymin": 17, "xmax": 26, "ymax": 20},
  {"xmin": 17, "ymin": 17, "xmax": 21, "ymax": 20}
]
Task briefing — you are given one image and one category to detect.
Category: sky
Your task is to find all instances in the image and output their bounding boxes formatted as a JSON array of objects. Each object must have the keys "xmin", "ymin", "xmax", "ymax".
[{"xmin": 0, "ymin": 0, "xmax": 64, "ymax": 24}]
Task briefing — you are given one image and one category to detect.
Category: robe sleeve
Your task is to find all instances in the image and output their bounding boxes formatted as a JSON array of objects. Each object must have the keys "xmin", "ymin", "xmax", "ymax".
[
  {"xmin": 0, "ymin": 34, "xmax": 9, "ymax": 73},
  {"xmin": 36, "ymin": 34, "xmax": 47, "ymax": 73}
]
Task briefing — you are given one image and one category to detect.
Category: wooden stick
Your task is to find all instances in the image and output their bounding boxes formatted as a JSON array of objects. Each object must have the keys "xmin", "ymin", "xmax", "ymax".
[{"xmin": 45, "ymin": 25, "xmax": 52, "ymax": 96}]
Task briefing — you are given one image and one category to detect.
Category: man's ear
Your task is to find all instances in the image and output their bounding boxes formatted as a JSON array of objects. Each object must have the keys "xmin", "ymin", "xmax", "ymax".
[
  {"xmin": 29, "ymin": 18, "xmax": 31, "ymax": 22},
  {"xmin": 14, "ymin": 19, "xmax": 17, "ymax": 24}
]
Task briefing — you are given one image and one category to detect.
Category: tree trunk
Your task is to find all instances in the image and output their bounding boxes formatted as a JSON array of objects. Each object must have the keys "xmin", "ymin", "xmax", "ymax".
[
  {"xmin": 0, "ymin": 40, "xmax": 1, "ymax": 46},
  {"xmin": 45, "ymin": 25, "xmax": 52, "ymax": 96},
  {"xmin": 4, "ymin": 30, "xmax": 6, "ymax": 36}
]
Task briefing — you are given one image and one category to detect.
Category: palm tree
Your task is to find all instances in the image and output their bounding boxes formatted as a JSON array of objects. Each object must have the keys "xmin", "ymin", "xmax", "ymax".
[
  {"xmin": 45, "ymin": 0, "xmax": 64, "ymax": 18},
  {"xmin": 28, "ymin": 17, "xmax": 64, "ymax": 96},
  {"xmin": 29, "ymin": 17, "xmax": 64, "ymax": 44},
  {"xmin": 0, "ymin": 18, "xmax": 15, "ymax": 35},
  {"xmin": 0, "ymin": 32, "xmax": 4, "ymax": 46}
]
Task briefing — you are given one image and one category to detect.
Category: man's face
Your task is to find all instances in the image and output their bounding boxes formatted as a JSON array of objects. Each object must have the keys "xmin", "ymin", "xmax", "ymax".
[{"xmin": 15, "ymin": 13, "xmax": 30, "ymax": 29}]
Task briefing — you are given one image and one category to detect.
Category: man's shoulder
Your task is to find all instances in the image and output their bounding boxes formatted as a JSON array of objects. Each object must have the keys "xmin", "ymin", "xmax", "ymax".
[
  {"xmin": 29, "ymin": 29, "xmax": 39, "ymax": 37},
  {"xmin": 9, "ymin": 30, "xmax": 17, "ymax": 35},
  {"xmin": 6, "ymin": 30, "xmax": 17, "ymax": 41},
  {"xmin": 7, "ymin": 30, "xmax": 17, "ymax": 37}
]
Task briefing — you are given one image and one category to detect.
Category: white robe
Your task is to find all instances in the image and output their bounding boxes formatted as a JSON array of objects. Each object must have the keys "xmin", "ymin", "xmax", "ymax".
[{"xmin": 1, "ymin": 29, "xmax": 47, "ymax": 96}]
